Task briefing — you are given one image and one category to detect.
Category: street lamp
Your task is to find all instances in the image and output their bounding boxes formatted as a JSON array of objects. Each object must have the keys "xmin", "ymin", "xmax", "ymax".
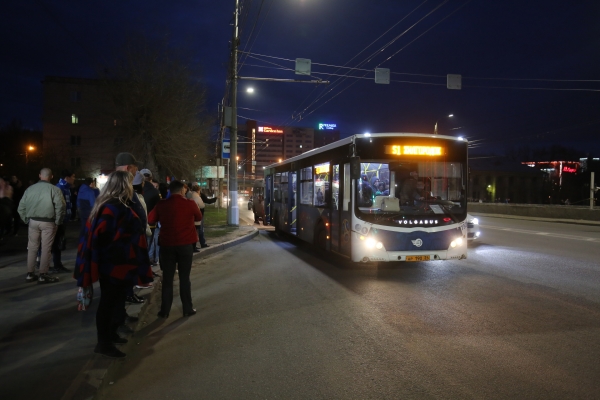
[
  {"xmin": 25, "ymin": 145, "xmax": 35, "ymax": 165},
  {"xmin": 434, "ymin": 114, "xmax": 454, "ymax": 135}
]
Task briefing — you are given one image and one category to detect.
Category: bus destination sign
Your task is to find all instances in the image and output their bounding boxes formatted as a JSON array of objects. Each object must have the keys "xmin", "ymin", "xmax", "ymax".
[{"xmin": 385, "ymin": 145, "xmax": 443, "ymax": 156}]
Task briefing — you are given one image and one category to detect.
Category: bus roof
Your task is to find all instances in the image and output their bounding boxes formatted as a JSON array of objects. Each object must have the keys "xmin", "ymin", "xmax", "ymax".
[{"xmin": 264, "ymin": 132, "xmax": 468, "ymax": 169}]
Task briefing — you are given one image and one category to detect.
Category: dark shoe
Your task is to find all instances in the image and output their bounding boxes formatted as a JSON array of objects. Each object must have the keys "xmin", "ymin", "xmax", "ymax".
[
  {"xmin": 48, "ymin": 267, "xmax": 59, "ymax": 274},
  {"xmin": 152, "ymin": 271, "xmax": 161, "ymax": 278},
  {"xmin": 26, "ymin": 272, "xmax": 38, "ymax": 282},
  {"xmin": 200, "ymin": 244, "xmax": 209, "ymax": 248},
  {"xmin": 135, "ymin": 283, "xmax": 153, "ymax": 289},
  {"xmin": 126, "ymin": 315, "xmax": 139, "ymax": 323},
  {"xmin": 112, "ymin": 336, "xmax": 128, "ymax": 345},
  {"xmin": 183, "ymin": 309, "xmax": 197, "ymax": 317},
  {"xmin": 54, "ymin": 264, "xmax": 71, "ymax": 273},
  {"xmin": 38, "ymin": 273, "xmax": 59, "ymax": 284},
  {"xmin": 118, "ymin": 325, "xmax": 134, "ymax": 335},
  {"xmin": 157, "ymin": 311, "xmax": 169, "ymax": 318},
  {"xmin": 94, "ymin": 344, "xmax": 126, "ymax": 359},
  {"xmin": 193, "ymin": 247, "xmax": 200, "ymax": 253},
  {"xmin": 126, "ymin": 295, "xmax": 144, "ymax": 304}
]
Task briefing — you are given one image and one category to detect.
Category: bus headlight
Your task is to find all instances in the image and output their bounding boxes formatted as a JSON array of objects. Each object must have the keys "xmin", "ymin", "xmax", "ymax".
[
  {"xmin": 450, "ymin": 237, "xmax": 464, "ymax": 248},
  {"xmin": 364, "ymin": 237, "xmax": 383, "ymax": 249}
]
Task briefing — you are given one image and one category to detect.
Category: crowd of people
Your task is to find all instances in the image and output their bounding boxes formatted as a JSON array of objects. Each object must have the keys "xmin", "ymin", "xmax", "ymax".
[{"xmin": 0, "ymin": 152, "xmax": 217, "ymax": 359}]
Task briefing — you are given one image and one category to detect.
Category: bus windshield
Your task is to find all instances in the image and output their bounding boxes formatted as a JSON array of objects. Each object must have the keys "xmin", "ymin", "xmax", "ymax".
[{"xmin": 355, "ymin": 160, "xmax": 466, "ymax": 226}]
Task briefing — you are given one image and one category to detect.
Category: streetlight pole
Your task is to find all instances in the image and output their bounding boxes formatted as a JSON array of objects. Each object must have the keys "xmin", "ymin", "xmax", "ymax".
[
  {"xmin": 434, "ymin": 114, "xmax": 454, "ymax": 134},
  {"xmin": 228, "ymin": 0, "xmax": 239, "ymax": 226}
]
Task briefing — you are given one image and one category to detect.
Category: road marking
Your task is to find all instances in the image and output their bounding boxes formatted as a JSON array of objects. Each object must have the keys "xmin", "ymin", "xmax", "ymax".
[{"xmin": 481, "ymin": 225, "xmax": 600, "ymax": 243}]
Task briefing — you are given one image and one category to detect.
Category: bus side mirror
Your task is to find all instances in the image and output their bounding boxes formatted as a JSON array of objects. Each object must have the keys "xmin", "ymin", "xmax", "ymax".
[{"xmin": 350, "ymin": 157, "xmax": 361, "ymax": 179}]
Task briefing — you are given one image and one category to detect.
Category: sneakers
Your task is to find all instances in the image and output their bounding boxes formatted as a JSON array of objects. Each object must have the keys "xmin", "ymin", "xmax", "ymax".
[
  {"xmin": 118, "ymin": 325, "xmax": 135, "ymax": 335},
  {"xmin": 50, "ymin": 264, "xmax": 71, "ymax": 274},
  {"xmin": 201, "ymin": 244, "xmax": 210, "ymax": 248},
  {"xmin": 26, "ymin": 272, "xmax": 39, "ymax": 282},
  {"xmin": 126, "ymin": 294, "xmax": 144, "ymax": 304},
  {"xmin": 111, "ymin": 336, "xmax": 128, "ymax": 345},
  {"xmin": 94, "ymin": 344, "xmax": 126, "ymax": 359},
  {"xmin": 135, "ymin": 283, "xmax": 153, "ymax": 289},
  {"xmin": 38, "ymin": 273, "xmax": 59, "ymax": 284}
]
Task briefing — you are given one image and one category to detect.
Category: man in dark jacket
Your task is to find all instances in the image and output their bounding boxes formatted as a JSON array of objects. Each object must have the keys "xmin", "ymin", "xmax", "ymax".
[
  {"xmin": 51, "ymin": 169, "xmax": 75, "ymax": 273},
  {"xmin": 76, "ymin": 177, "xmax": 99, "ymax": 228},
  {"xmin": 148, "ymin": 180, "xmax": 202, "ymax": 318}
]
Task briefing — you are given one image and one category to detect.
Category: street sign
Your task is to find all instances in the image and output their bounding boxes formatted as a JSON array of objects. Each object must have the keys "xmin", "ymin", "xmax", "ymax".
[
  {"xmin": 222, "ymin": 139, "xmax": 231, "ymax": 159},
  {"xmin": 295, "ymin": 58, "xmax": 311, "ymax": 76},
  {"xmin": 375, "ymin": 68, "xmax": 390, "ymax": 84},
  {"xmin": 447, "ymin": 74, "xmax": 462, "ymax": 90}
]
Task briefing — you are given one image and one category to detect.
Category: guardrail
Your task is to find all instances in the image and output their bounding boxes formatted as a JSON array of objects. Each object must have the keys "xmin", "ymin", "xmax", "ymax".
[{"xmin": 468, "ymin": 202, "xmax": 600, "ymax": 222}]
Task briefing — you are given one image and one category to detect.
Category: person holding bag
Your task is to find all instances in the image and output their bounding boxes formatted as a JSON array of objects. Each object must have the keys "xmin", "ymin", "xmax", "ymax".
[{"xmin": 74, "ymin": 171, "xmax": 153, "ymax": 359}]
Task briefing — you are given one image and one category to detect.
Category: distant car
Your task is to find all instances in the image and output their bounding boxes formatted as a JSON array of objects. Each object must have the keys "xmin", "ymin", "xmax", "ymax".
[{"xmin": 467, "ymin": 214, "xmax": 480, "ymax": 242}]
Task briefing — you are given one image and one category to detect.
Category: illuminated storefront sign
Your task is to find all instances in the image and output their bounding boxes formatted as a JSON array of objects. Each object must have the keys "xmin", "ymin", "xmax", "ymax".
[
  {"xmin": 563, "ymin": 166, "xmax": 577, "ymax": 173},
  {"xmin": 315, "ymin": 163, "xmax": 330, "ymax": 174},
  {"xmin": 258, "ymin": 126, "xmax": 283, "ymax": 134},
  {"xmin": 318, "ymin": 123, "xmax": 337, "ymax": 130},
  {"xmin": 385, "ymin": 145, "xmax": 443, "ymax": 156}
]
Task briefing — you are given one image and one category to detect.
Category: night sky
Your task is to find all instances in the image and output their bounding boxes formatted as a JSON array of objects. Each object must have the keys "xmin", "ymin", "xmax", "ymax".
[{"xmin": 2, "ymin": 0, "xmax": 600, "ymax": 157}]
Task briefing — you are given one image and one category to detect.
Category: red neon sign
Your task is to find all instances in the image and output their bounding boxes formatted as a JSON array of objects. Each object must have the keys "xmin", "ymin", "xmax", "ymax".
[{"xmin": 562, "ymin": 166, "xmax": 577, "ymax": 173}]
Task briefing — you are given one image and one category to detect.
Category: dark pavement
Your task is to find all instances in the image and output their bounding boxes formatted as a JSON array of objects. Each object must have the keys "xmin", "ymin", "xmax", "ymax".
[{"xmin": 0, "ymin": 215, "xmax": 259, "ymax": 400}]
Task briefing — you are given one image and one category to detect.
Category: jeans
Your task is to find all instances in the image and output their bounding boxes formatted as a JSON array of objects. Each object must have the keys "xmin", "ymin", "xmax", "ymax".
[
  {"xmin": 97, "ymin": 275, "xmax": 128, "ymax": 345},
  {"xmin": 195, "ymin": 222, "xmax": 206, "ymax": 247},
  {"xmin": 51, "ymin": 224, "xmax": 66, "ymax": 267},
  {"xmin": 159, "ymin": 244, "xmax": 194, "ymax": 315},
  {"xmin": 148, "ymin": 227, "xmax": 160, "ymax": 263}
]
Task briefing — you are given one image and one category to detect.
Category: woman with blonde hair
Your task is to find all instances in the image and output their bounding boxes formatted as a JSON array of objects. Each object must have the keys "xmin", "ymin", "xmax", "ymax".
[{"xmin": 74, "ymin": 171, "xmax": 153, "ymax": 359}]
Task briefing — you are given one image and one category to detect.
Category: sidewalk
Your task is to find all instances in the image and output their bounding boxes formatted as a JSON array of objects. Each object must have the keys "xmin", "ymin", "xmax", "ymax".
[{"xmin": 0, "ymin": 213, "xmax": 262, "ymax": 400}]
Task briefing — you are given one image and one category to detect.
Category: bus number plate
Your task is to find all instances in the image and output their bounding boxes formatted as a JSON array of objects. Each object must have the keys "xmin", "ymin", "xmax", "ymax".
[{"xmin": 406, "ymin": 255, "xmax": 430, "ymax": 262}]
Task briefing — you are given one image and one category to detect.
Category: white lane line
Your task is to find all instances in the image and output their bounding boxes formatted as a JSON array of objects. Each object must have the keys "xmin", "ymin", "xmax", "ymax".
[{"xmin": 481, "ymin": 224, "xmax": 600, "ymax": 243}]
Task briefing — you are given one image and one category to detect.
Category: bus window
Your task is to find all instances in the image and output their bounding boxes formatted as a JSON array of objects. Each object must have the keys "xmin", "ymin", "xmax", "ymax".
[
  {"xmin": 274, "ymin": 173, "xmax": 281, "ymax": 202},
  {"xmin": 332, "ymin": 164, "xmax": 339, "ymax": 210},
  {"xmin": 343, "ymin": 163, "xmax": 350, "ymax": 211},
  {"xmin": 300, "ymin": 166, "xmax": 313, "ymax": 205},
  {"xmin": 314, "ymin": 162, "xmax": 329, "ymax": 206}
]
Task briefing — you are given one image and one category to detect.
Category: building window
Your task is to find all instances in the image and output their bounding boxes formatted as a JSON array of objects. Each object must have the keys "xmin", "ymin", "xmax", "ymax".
[
  {"xmin": 70, "ymin": 135, "xmax": 81, "ymax": 145},
  {"xmin": 70, "ymin": 91, "xmax": 81, "ymax": 102},
  {"xmin": 71, "ymin": 114, "xmax": 79, "ymax": 124},
  {"xmin": 71, "ymin": 157, "xmax": 81, "ymax": 167}
]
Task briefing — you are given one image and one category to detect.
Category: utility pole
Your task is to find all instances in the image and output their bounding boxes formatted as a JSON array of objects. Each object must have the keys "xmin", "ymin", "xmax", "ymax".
[
  {"xmin": 228, "ymin": 0, "xmax": 240, "ymax": 226},
  {"xmin": 591, "ymin": 172, "xmax": 596, "ymax": 210}
]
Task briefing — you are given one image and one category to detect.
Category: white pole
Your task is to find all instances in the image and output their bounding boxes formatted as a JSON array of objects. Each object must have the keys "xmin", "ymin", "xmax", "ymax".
[{"xmin": 591, "ymin": 172, "xmax": 595, "ymax": 210}]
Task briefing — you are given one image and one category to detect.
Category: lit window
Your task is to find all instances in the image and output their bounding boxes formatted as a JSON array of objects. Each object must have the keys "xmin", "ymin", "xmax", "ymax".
[{"xmin": 72, "ymin": 114, "xmax": 79, "ymax": 124}]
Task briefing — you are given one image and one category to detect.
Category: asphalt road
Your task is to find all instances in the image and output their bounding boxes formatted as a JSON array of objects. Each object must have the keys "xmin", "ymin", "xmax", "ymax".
[{"xmin": 98, "ymin": 214, "xmax": 600, "ymax": 399}]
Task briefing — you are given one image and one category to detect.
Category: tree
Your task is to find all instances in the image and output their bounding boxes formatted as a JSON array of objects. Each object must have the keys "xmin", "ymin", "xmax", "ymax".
[{"xmin": 103, "ymin": 37, "xmax": 212, "ymax": 180}]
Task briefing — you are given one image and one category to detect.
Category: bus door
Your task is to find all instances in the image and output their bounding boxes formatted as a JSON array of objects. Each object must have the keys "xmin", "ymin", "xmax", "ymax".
[
  {"xmin": 338, "ymin": 163, "xmax": 352, "ymax": 257},
  {"xmin": 330, "ymin": 164, "xmax": 341, "ymax": 251},
  {"xmin": 265, "ymin": 176, "xmax": 272, "ymax": 225},
  {"xmin": 289, "ymin": 171, "xmax": 297, "ymax": 235}
]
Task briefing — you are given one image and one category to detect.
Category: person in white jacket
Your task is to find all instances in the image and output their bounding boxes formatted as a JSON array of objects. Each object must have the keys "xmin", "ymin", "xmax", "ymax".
[{"xmin": 190, "ymin": 185, "xmax": 208, "ymax": 251}]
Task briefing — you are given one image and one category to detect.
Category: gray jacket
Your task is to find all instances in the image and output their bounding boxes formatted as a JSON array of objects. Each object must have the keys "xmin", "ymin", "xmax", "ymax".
[{"xmin": 18, "ymin": 181, "xmax": 66, "ymax": 225}]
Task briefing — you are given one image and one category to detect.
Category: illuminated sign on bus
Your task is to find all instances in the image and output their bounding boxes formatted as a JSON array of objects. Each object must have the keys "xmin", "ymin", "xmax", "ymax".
[
  {"xmin": 385, "ymin": 145, "xmax": 443, "ymax": 156},
  {"xmin": 258, "ymin": 126, "xmax": 283, "ymax": 134}
]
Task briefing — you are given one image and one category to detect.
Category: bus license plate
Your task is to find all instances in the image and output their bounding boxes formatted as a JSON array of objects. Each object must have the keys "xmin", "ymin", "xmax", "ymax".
[{"xmin": 406, "ymin": 255, "xmax": 430, "ymax": 262}]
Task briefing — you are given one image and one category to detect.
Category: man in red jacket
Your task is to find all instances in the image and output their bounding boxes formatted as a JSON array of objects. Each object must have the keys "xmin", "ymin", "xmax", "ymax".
[{"xmin": 148, "ymin": 180, "xmax": 202, "ymax": 318}]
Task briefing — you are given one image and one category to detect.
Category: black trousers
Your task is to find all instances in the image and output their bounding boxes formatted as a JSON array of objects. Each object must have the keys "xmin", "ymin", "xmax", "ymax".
[
  {"xmin": 159, "ymin": 244, "xmax": 194, "ymax": 315},
  {"xmin": 52, "ymin": 224, "xmax": 65, "ymax": 266},
  {"xmin": 97, "ymin": 275, "xmax": 128, "ymax": 345}
]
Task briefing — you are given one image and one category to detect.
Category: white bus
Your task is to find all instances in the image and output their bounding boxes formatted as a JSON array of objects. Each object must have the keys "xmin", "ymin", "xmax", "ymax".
[{"xmin": 264, "ymin": 133, "xmax": 469, "ymax": 263}]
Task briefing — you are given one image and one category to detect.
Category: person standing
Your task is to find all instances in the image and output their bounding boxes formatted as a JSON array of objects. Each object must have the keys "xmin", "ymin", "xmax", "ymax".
[
  {"xmin": 51, "ymin": 169, "xmax": 75, "ymax": 273},
  {"xmin": 148, "ymin": 180, "xmax": 201, "ymax": 318},
  {"xmin": 18, "ymin": 168, "xmax": 65, "ymax": 283},
  {"xmin": 9, "ymin": 175, "xmax": 24, "ymax": 236},
  {"xmin": 140, "ymin": 168, "xmax": 160, "ymax": 265},
  {"xmin": 76, "ymin": 177, "xmax": 99, "ymax": 229},
  {"xmin": 74, "ymin": 171, "xmax": 153, "ymax": 359},
  {"xmin": 252, "ymin": 195, "xmax": 265, "ymax": 225},
  {"xmin": 190, "ymin": 185, "xmax": 208, "ymax": 251}
]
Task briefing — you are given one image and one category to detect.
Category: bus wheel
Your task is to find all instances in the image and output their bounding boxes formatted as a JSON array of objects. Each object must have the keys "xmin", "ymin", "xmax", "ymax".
[{"xmin": 315, "ymin": 223, "xmax": 327, "ymax": 250}]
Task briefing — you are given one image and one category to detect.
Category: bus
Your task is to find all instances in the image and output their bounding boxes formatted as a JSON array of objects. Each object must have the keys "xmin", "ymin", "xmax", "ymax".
[{"xmin": 263, "ymin": 133, "xmax": 469, "ymax": 263}]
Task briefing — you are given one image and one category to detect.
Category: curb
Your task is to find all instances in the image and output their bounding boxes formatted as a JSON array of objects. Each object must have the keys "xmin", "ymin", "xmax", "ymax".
[{"xmin": 192, "ymin": 227, "xmax": 260, "ymax": 259}]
